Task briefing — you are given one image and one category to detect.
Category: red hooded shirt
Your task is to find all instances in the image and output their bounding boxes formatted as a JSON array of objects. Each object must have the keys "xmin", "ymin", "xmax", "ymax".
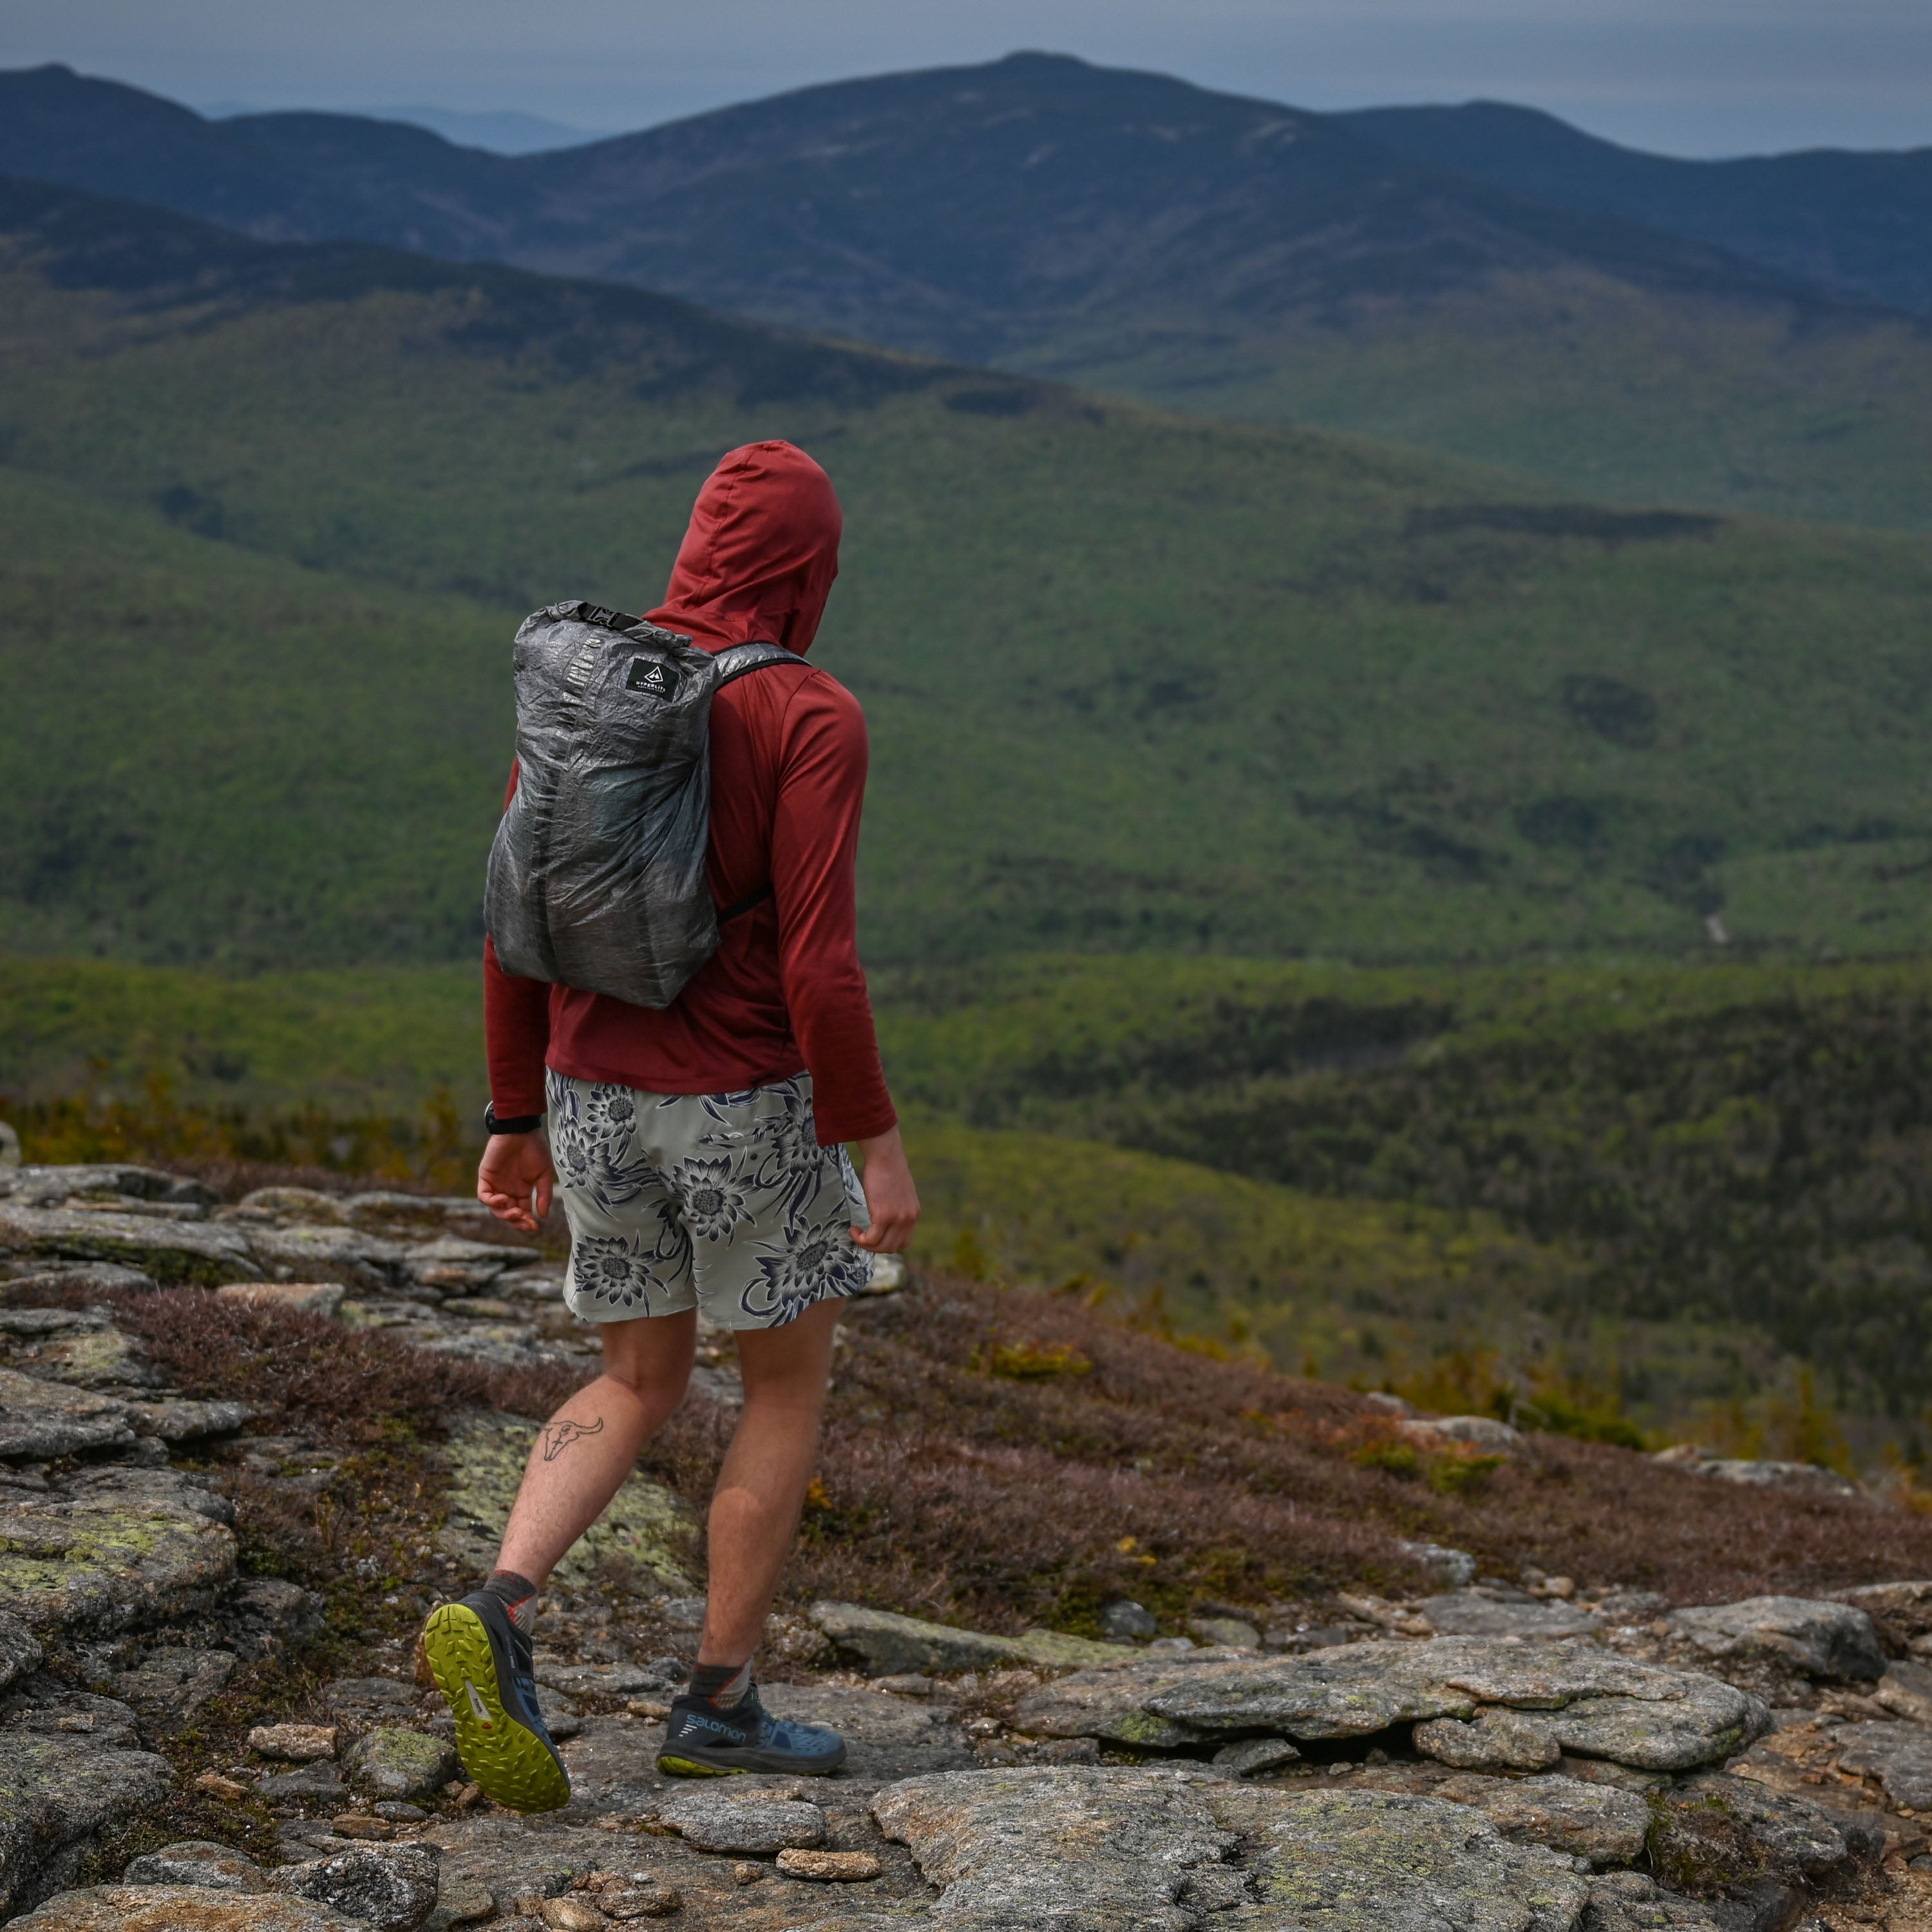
[{"xmin": 482, "ymin": 441, "xmax": 896, "ymax": 1146}]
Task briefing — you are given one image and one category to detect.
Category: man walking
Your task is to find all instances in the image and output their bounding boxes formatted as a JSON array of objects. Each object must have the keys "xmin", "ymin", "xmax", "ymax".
[{"xmin": 422, "ymin": 441, "xmax": 918, "ymax": 1811}]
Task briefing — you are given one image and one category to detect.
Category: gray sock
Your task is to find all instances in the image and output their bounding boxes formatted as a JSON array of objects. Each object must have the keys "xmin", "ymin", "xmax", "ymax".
[
  {"xmin": 688, "ymin": 1659, "xmax": 753, "ymax": 1708},
  {"xmin": 480, "ymin": 1569, "xmax": 540, "ymax": 1636}
]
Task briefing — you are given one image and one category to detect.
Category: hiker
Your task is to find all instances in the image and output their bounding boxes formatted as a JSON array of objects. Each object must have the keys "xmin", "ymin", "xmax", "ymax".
[{"xmin": 422, "ymin": 440, "xmax": 918, "ymax": 1810}]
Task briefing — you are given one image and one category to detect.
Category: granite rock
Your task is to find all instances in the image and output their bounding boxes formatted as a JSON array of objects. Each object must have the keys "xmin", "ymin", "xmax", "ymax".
[
  {"xmin": 872, "ymin": 1768, "xmax": 1598, "ymax": 1932},
  {"xmin": 1873, "ymin": 1660, "xmax": 1932, "ymax": 1723},
  {"xmin": 123, "ymin": 1397, "xmax": 255, "ymax": 1443},
  {"xmin": 871, "ymin": 1763, "xmax": 1240, "ymax": 1928},
  {"xmin": 343, "ymin": 1727, "xmax": 460, "ymax": 1799},
  {"xmin": 1421, "ymin": 1589, "xmax": 1602, "ymax": 1640},
  {"xmin": 1147, "ymin": 1638, "xmax": 1771, "ymax": 1772},
  {"xmin": 250, "ymin": 1725, "xmax": 339, "ymax": 1763},
  {"xmin": 0, "ymin": 1731, "xmax": 175, "ymax": 1917},
  {"xmin": 113, "ymin": 1647, "xmax": 238, "ymax": 1734},
  {"xmin": 258, "ymin": 1763, "xmax": 351, "ymax": 1803},
  {"xmin": 0, "ymin": 1493, "xmax": 237, "ymax": 1636},
  {"xmin": 238, "ymin": 1226, "xmax": 409, "ymax": 1291},
  {"xmin": 122, "ymin": 1841, "xmax": 267, "ymax": 1890},
  {"xmin": 0, "ymin": 1369, "xmax": 135, "ymax": 1460},
  {"xmin": 10, "ymin": 1326, "xmax": 160, "ymax": 1390},
  {"xmin": 0, "ymin": 1612, "xmax": 44, "ymax": 1694},
  {"xmin": 1832, "ymin": 1720, "xmax": 1932, "ymax": 1810},
  {"xmin": 0, "ymin": 1166, "xmax": 218, "ymax": 1209},
  {"xmin": 1667, "ymin": 1598, "xmax": 1885, "ymax": 1683},
  {"xmin": 12, "ymin": 1884, "xmax": 369, "ymax": 1929},
  {"xmin": 810, "ymin": 1600, "xmax": 1127, "ymax": 1678},
  {"xmin": 269, "ymin": 1842, "xmax": 441, "ymax": 1931},
  {"xmin": 1649, "ymin": 1772, "xmax": 1851, "ymax": 1884},
  {"xmin": 0, "ymin": 1204, "xmax": 253, "ymax": 1284},
  {"xmin": 1419, "ymin": 1772, "xmax": 1651, "ymax": 1865},
  {"xmin": 656, "ymin": 1788, "xmax": 827, "ymax": 1855},
  {"xmin": 1584, "ymin": 1870, "xmax": 1722, "ymax": 1932},
  {"xmin": 1414, "ymin": 1707, "xmax": 1565, "ymax": 1770}
]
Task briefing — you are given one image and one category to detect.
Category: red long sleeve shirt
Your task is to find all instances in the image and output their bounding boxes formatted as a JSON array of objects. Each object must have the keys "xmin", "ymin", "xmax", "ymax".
[{"xmin": 482, "ymin": 441, "xmax": 896, "ymax": 1147}]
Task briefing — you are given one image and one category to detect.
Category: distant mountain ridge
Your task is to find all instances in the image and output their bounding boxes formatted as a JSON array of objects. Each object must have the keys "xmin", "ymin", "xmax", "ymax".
[
  {"xmin": 0, "ymin": 55, "xmax": 1881, "ymax": 350},
  {"xmin": 1338, "ymin": 100, "xmax": 1932, "ymax": 320},
  {"xmin": 1, "ymin": 55, "xmax": 1929, "ymax": 529}
]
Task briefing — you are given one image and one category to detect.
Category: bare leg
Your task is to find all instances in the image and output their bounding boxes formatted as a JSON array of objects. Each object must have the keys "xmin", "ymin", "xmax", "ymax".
[
  {"xmin": 698, "ymin": 1298, "xmax": 842, "ymax": 1666},
  {"xmin": 495, "ymin": 1309, "xmax": 696, "ymax": 1586}
]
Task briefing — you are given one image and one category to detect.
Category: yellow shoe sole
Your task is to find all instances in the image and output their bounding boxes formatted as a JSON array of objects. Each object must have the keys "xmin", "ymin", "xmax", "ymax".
[
  {"xmin": 421, "ymin": 1602, "xmax": 570, "ymax": 1814},
  {"xmin": 655, "ymin": 1753, "xmax": 748, "ymax": 1777}
]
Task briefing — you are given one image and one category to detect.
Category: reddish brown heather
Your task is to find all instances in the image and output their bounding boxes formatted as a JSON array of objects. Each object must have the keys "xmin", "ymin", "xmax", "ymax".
[{"xmin": 44, "ymin": 1276, "xmax": 1930, "ymax": 1632}]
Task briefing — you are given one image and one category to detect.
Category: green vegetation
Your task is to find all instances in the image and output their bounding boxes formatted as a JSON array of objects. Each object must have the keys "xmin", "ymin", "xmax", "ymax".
[
  {"xmin": 14, "ymin": 947, "xmax": 1923, "ymax": 1451},
  {"xmin": 1045, "ymin": 279, "xmax": 1932, "ymax": 534},
  {"xmin": 5, "ymin": 190, "xmax": 1932, "ymax": 971}
]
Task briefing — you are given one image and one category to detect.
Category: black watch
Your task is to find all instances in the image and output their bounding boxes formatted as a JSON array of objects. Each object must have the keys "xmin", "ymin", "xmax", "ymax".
[{"xmin": 484, "ymin": 1101, "xmax": 544, "ymax": 1137}]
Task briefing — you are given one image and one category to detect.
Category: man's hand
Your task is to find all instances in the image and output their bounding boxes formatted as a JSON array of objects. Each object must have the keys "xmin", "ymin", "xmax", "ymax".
[
  {"xmin": 478, "ymin": 1132, "xmax": 555, "ymax": 1234},
  {"xmin": 851, "ymin": 1124, "xmax": 920, "ymax": 1253}
]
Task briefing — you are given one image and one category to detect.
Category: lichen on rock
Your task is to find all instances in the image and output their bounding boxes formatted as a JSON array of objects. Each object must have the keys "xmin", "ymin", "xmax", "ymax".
[{"xmin": 437, "ymin": 1413, "xmax": 692, "ymax": 1593}]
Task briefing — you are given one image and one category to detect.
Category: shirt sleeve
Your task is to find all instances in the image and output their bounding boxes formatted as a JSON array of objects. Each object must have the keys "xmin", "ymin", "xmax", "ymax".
[
  {"xmin": 768, "ymin": 679, "xmax": 898, "ymax": 1145},
  {"xmin": 481, "ymin": 760, "xmax": 553, "ymax": 1118}
]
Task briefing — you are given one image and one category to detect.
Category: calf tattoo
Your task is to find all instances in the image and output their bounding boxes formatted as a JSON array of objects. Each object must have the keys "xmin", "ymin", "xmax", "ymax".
[{"xmin": 540, "ymin": 1415, "xmax": 606, "ymax": 1461}]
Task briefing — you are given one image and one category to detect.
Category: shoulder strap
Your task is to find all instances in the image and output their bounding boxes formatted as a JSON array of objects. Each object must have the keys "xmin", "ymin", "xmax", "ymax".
[
  {"xmin": 713, "ymin": 639, "xmax": 802, "ymax": 687},
  {"xmin": 710, "ymin": 641, "xmax": 804, "ymax": 927}
]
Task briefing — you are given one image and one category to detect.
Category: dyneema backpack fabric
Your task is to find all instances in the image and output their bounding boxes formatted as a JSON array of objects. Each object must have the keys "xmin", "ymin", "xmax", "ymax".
[{"xmin": 484, "ymin": 600, "xmax": 799, "ymax": 1009}]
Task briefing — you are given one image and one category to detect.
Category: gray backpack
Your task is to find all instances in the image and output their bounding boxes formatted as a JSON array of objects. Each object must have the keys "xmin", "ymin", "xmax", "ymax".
[{"xmin": 484, "ymin": 600, "xmax": 799, "ymax": 1009}]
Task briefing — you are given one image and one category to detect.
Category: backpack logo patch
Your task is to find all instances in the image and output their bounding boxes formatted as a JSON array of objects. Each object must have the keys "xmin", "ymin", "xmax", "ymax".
[{"xmin": 625, "ymin": 656, "xmax": 677, "ymax": 699}]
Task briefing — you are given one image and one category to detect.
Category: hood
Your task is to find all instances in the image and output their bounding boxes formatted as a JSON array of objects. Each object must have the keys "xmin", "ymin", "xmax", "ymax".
[{"xmin": 647, "ymin": 440, "xmax": 842, "ymax": 656}]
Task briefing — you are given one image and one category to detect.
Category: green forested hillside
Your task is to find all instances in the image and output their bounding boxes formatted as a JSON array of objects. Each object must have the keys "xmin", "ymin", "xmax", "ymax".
[
  {"xmin": 5, "ymin": 178, "xmax": 1932, "ymax": 971},
  {"xmin": 10, "ymin": 947, "xmax": 1919, "ymax": 1443}
]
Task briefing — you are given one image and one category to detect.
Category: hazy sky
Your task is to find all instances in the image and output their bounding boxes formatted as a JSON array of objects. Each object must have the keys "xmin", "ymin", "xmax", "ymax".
[{"xmin": 5, "ymin": 0, "xmax": 1929, "ymax": 157}]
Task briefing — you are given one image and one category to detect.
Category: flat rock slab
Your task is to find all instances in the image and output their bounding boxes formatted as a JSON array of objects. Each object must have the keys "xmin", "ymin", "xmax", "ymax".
[
  {"xmin": 439, "ymin": 1416, "xmax": 692, "ymax": 1593},
  {"xmin": 0, "ymin": 1495, "xmax": 236, "ymax": 1636},
  {"xmin": 1018, "ymin": 1638, "xmax": 1770, "ymax": 1773},
  {"xmin": 1667, "ymin": 1598, "xmax": 1884, "ymax": 1682},
  {"xmin": 1584, "ymin": 1870, "xmax": 1721, "ymax": 1932},
  {"xmin": 0, "ymin": 1205, "xmax": 253, "ymax": 1284},
  {"xmin": 0, "ymin": 1615, "xmax": 45, "ymax": 1695},
  {"xmin": 0, "ymin": 1732, "xmax": 175, "ymax": 1917},
  {"xmin": 58, "ymin": 1464, "xmax": 234, "ymax": 1526},
  {"xmin": 124, "ymin": 1841, "xmax": 268, "ymax": 1891},
  {"xmin": 113, "ymin": 1647, "xmax": 238, "ymax": 1734},
  {"xmin": 810, "ymin": 1601, "xmax": 1128, "ymax": 1678},
  {"xmin": 869, "ymin": 1767, "xmax": 1596, "ymax": 1932},
  {"xmin": 658, "ymin": 1788, "xmax": 828, "ymax": 1855},
  {"xmin": 0, "ymin": 1166, "xmax": 216, "ymax": 1208},
  {"xmin": 1833, "ymin": 1720, "xmax": 1932, "ymax": 1810},
  {"xmin": 12, "ymin": 1886, "xmax": 369, "ymax": 1929},
  {"xmin": 1421, "ymin": 1592, "xmax": 1602, "ymax": 1640},
  {"xmin": 124, "ymin": 1397, "xmax": 255, "ymax": 1442},
  {"xmin": 1649, "ymin": 1772, "xmax": 1850, "ymax": 1882},
  {"xmin": 872, "ymin": 1763, "xmax": 1243, "ymax": 1927},
  {"xmin": 0, "ymin": 1369, "xmax": 135, "ymax": 1459},
  {"xmin": 8, "ymin": 1329, "xmax": 160, "ymax": 1390},
  {"xmin": 238, "ymin": 1226, "xmax": 409, "ymax": 1290},
  {"xmin": 1358, "ymin": 1768, "xmax": 1651, "ymax": 1866}
]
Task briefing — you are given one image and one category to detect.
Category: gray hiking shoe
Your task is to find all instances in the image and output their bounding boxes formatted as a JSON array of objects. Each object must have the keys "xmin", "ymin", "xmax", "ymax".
[{"xmin": 656, "ymin": 1685, "xmax": 846, "ymax": 1777}]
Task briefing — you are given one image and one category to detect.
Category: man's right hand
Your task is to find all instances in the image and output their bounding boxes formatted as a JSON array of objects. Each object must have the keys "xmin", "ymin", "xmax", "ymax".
[{"xmin": 478, "ymin": 1132, "xmax": 555, "ymax": 1233}]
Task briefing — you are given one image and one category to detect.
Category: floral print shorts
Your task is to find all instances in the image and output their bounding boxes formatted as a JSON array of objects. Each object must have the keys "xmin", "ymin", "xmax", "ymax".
[{"xmin": 545, "ymin": 1070, "xmax": 872, "ymax": 1329}]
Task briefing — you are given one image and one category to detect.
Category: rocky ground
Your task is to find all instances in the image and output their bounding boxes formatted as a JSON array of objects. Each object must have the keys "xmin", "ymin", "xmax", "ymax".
[{"xmin": 4, "ymin": 1157, "xmax": 1932, "ymax": 1931}]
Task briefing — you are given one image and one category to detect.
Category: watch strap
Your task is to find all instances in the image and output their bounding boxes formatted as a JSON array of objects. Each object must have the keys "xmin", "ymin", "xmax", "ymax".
[{"xmin": 484, "ymin": 1101, "xmax": 543, "ymax": 1136}]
